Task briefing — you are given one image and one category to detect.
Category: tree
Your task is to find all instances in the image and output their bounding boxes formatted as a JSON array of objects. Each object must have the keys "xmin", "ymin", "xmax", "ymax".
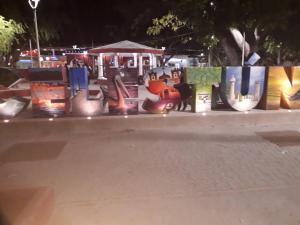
[
  {"xmin": 0, "ymin": 15, "xmax": 24, "ymax": 54},
  {"xmin": 0, "ymin": 0, "xmax": 69, "ymax": 47},
  {"xmin": 147, "ymin": 0, "xmax": 300, "ymax": 65}
]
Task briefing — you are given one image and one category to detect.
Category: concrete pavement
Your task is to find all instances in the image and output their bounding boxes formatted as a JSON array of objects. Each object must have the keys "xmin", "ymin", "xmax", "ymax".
[{"xmin": 1, "ymin": 110, "xmax": 300, "ymax": 225}]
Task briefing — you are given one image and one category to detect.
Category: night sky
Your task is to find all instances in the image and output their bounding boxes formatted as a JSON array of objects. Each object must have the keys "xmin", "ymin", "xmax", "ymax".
[
  {"xmin": 0, "ymin": 0, "xmax": 166, "ymax": 47},
  {"xmin": 2, "ymin": 0, "xmax": 300, "ymax": 58}
]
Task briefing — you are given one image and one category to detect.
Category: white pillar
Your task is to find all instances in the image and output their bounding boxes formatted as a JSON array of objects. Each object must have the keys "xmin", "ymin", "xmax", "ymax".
[
  {"xmin": 98, "ymin": 53, "xmax": 104, "ymax": 79},
  {"xmin": 153, "ymin": 55, "xmax": 157, "ymax": 68},
  {"xmin": 149, "ymin": 53, "xmax": 153, "ymax": 69},
  {"xmin": 133, "ymin": 53, "xmax": 137, "ymax": 67},
  {"xmin": 114, "ymin": 55, "xmax": 119, "ymax": 67},
  {"xmin": 138, "ymin": 54, "xmax": 143, "ymax": 76}
]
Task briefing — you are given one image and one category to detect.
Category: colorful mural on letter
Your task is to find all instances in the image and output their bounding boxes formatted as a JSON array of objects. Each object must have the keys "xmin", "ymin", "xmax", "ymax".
[
  {"xmin": 107, "ymin": 68, "xmax": 139, "ymax": 115},
  {"xmin": 30, "ymin": 82, "xmax": 68, "ymax": 117},
  {"xmin": 220, "ymin": 67, "xmax": 265, "ymax": 111},
  {"xmin": 143, "ymin": 67, "xmax": 181, "ymax": 113},
  {"xmin": 71, "ymin": 89, "xmax": 105, "ymax": 116},
  {"xmin": 5, "ymin": 66, "xmax": 300, "ymax": 119},
  {"xmin": 184, "ymin": 67, "xmax": 222, "ymax": 112},
  {"xmin": 260, "ymin": 66, "xmax": 300, "ymax": 110},
  {"xmin": 69, "ymin": 68, "xmax": 88, "ymax": 97}
]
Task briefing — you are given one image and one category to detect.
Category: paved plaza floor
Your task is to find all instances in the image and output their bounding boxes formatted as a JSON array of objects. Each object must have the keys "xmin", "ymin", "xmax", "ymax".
[{"xmin": 1, "ymin": 110, "xmax": 300, "ymax": 225}]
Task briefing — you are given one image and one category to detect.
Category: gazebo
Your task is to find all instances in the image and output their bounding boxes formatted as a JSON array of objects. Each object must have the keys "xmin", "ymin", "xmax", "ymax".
[{"xmin": 88, "ymin": 40, "xmax": 164, "ymax": 79}]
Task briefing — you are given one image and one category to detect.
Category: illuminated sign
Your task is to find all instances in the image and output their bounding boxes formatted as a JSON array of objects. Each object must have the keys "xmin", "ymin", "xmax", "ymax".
[
  {"xmin": 107, "ymin": 68, "xmax": 139, "ymax": 115},
  {"xmin": 185, "ymin": 67, "xmax": 221, "ymax": 112},
  {"xmin": 143, "ymin": 68, "xmax": 181, "ymax": 113},
  {"xmin": 260, "ymin": 67, "xmax": 300, "ymax": 110},
  {"xmin": 30, "ymin": 82, "xmax": 67, "ymax": 117},
  {"xmin": 185, "ymin": 66, "xmax": 300, "ymax": 112},
  {"xmin": 6, "ymin": 66, "xmax": 300, "ymax": 119},
  {"xmin": 220, "ymin": 67, "xmax": 266, "ymax": 111}
]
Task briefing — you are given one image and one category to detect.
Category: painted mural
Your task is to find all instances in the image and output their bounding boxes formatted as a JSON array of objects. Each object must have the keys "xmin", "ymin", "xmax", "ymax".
[
  {"xmin": 31, "ymin": 82, "xmax": 67, "ymax": 117},
  {"xmin": 0, "ymin": 97, "xmax": 29, "ymax": 119},
  {"xmin": 71, "ymin": 89, "xmax": 104, "ymax": 116},
  {"xmin": 107, "ymin": 68, "xmax": 139, "ymax": 115},
  {"xmin": 184, "ymin": 67, "xmax": 222, "ymax": 112},
  {"xmin": 0, "ymin": 68, "xmax": 30, "ymax": 118},
  {"xmin": 261, "ymin": 66, "xmax": 300, "ymax": 110},
  {"xmin": 220, "ymin": 67, "xmax": 266, "ymax": 111},
  {"xmin": 69, "ymin": 68, "xmax": 88, "ymax": 97},
  {"xmin": 143, "ymin": 67, "xmax": 181, "ymax": 113},
  {"xmin": 2, "ymin": 66, "xmax": 300, "ymax": 120},
  {"xmin": 28, "ymin": 68, "xmax": 68, "ymax": 117},
  {"xmin": 68, "ymin": 67, "xmax": 106, "ymax": 116}
]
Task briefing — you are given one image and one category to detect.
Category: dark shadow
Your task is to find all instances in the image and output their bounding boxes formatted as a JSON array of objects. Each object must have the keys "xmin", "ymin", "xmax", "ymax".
[
  {"xmin": 0, "ymin": 187, "xmax": 54, "ymax": 225},
  {"xmin": 0, "ymin": 68, "xmax": 19, "ymax": 87},
  {"xmin": 0, "ymin": 211, "xmax": 11, "ymax": 225},
  {"xmin": 0, "ymin": 141, "xmax": 66, "ymax": 163},
  {"xmin": 256, "ymin": 130, "xmax": 300, "ymax": 147}
]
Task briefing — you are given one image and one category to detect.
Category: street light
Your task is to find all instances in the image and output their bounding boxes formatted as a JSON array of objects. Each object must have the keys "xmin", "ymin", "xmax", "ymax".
[{"xmin": 28, "ymin": 0, "xmax": 41, "ymax": 68}]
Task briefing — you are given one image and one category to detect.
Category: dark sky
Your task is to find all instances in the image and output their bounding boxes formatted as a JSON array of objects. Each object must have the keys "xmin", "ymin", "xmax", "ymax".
[
  {"xmin": 42, "ymin": 0, "xmax": 127, "ymax": 46},
  {"xmin": 0, "ymin": 0, "xmax": 165, "ymax": 47}
]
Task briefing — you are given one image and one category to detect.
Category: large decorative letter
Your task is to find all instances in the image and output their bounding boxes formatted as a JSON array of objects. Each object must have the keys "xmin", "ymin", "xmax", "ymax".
[
  {"xmin": 29, "ymin": 68, "xmax": 68, "ymax": 117},
  {"xmin": 108, "ymin": 68, "xmax": 139, "ymax": 115},
  {"xmin": 260, "ymin": 66, "xmax": 300, "ymax": 109},
  {"xmin": 184, "ymin": 67, "xmax": 222, "ymax": 112},
  {"xmin": 220, "ymin": 67, "xmax": 266, "ymax": 111},
  {"xmin": 31, "ymin": 82, "xmax": 67, "ymax": 117},
  {"xmin": 143, "ymin": 67, "xmax": 181, "ymax": 113}
]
